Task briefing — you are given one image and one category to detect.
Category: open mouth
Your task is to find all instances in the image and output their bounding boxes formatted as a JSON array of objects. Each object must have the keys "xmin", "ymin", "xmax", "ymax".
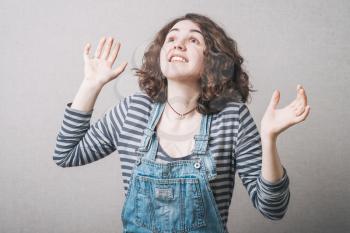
[{"xmin": 168, "ymin": 55, "xmax": 188, "ymax": 63}]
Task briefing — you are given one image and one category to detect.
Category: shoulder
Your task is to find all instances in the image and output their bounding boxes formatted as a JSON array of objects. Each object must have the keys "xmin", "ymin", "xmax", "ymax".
[
  {"xmin": 212, "ymin": 101, "xmax": 247, "ymax": 119},
  {"xmin": 116, "ymin": 90, "xmax": 154, "ymax": 116},
  {"xmin": 130, "ymin": 90, "xmax": 153, "ymax": 104},
  {"xmin": 209, "ymin": 101, "xmax": 255, "ymax": 131}
]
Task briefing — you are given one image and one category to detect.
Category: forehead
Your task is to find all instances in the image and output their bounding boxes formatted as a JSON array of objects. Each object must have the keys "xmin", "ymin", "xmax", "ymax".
[{"xmin": 168, "ymin": 20, "xmax": 202, "ymax": 35}]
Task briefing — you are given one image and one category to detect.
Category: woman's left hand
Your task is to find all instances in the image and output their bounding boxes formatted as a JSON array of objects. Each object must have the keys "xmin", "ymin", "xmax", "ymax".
[{"xmin": 261, "ymin": 84, "xmax": 311, "ymax": 139}]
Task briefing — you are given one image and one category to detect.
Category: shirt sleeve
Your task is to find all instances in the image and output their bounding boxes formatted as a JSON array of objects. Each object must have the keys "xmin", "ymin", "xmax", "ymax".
[
  {"xmin": 233, "ymin": 103, "xmax": 290, "ymax": 220},
  {"xmin": 53, "ymin": 95, "xmax": 130, "ymax": 167}
]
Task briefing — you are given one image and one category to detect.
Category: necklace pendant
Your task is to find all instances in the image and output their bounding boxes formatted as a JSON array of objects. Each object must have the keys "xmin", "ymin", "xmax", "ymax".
[{"xmin": 178, "ymin": 114, "xmax": 185, "ymax": 120}]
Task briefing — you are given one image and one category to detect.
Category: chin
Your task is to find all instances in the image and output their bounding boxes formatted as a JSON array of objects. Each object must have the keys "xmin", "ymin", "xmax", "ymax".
[
  {"xmin": 162, "ymin": 65, "xmax": 197, "ymax": 79},
  {"xmin": 165, "ymin": 73, "xmax": 190, "ymax": 80},
  {"xmin": 165, "ymin": 73, "xmax": 202, "ymax": 83}
]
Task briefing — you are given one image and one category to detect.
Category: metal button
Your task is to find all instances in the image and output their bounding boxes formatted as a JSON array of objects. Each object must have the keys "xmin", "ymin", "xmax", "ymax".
[
  {"xmin": 135, "ymin": 158, "xmax": 141, "ymax": 165},
  {"xmin": 194, "ymin": 161, "xmax": 201, "ymax": 169}
]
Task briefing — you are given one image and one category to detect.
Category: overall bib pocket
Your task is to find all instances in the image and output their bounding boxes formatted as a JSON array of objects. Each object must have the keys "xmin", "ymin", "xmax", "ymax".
[{"xmin": 134, "ymin": 175, "xmax": 207, "ymax": 232}]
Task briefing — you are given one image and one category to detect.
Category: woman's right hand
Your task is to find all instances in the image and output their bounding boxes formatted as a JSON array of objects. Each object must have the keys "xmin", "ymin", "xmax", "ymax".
[{"xmin": 83, "ymin": 36, "xmax": 128, "ymax": 88}]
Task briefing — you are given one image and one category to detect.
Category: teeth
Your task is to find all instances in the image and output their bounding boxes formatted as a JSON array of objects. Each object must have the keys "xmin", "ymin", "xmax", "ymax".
[{"xmin": 170, "ymin": 56, "xmax": 186, "ymax": 62}]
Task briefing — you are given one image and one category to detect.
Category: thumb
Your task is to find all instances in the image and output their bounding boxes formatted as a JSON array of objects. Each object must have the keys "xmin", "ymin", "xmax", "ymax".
[
  {"xmin": 112, "ymin": 62, "xmax": 128, "ymax": 78},
  {"xmin": 111, "ymin": 61, "xmax": 128, "ymax": 78},
  {"xmin": 83, "ymin": 43, "xmax": 91, "ymax": 63},
  {"xmin": 268, "ymin": 89, "xmax": 280, "ymax": 110}
]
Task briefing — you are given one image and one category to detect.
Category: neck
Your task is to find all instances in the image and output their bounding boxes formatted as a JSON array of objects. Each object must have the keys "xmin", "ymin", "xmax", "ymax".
[{"xmin": 166, "ymin": 79, "xmax": 200, "ymax": 119}]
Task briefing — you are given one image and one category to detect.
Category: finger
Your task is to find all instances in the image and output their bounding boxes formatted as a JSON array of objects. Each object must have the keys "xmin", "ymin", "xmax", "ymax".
[
  {"xmin": 111, "ymin": 61, "xmax": 128, "ymax": 78},
  {"xmin": 102, "ymin": 37, "xmax": 114, "ymax": 60},
  {"xmin": 294, "ymin": 103, "xmax": 305, "ymax": 116},
  {"xmin": 296, "ymin": 84, "xmax": 308, "ymax": 106},
  {"xmin": 108, "ymin": 41, "xmax": 121, "ymax": 65},
  {"xmin": 302, "ymin": 88, "xmax": 308, "ymax": 105},
  {"xmin": 94, "ymin": 36, "xmax": 107, "ymax": 58},
  {"xmin": 83, "ymin": 42, "xmax": 91, "ymax": 62},
  {"xmin": 295, "ymin": 105, "xmax": 311, "ymax": 123},
  {"xmin": 269, "ymin": 90, "xmax": 280, "ymax": 110}
]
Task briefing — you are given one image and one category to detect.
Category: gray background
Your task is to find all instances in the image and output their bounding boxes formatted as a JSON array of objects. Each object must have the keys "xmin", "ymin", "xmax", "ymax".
[{"xmin": 1, "ymin": 0, "xmax": 349, "ymax": 232}]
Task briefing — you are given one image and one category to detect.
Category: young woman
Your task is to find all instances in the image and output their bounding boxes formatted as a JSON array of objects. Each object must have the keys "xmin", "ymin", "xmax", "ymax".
[{"xmin": 54, "ymin": 13, "xmax": 310, "ymax": 233}]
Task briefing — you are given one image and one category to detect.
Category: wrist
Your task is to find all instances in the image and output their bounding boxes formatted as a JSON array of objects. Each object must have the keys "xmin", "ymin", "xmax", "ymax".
[
  {"xmin": 260, "ymin": 130, "xmax": 278, "ymax": 143},
  {"xmin": 81, "ymin": 79, "xmax": 103, "ymax": 92}
]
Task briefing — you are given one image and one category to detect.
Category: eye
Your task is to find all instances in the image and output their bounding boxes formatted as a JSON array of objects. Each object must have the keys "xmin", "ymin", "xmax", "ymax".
[
  {"xmin": 189, "ymin": 37, "xmax": 200, "ymax": 44},
  {"xmin": 167, "ymin": 36, "xmax": 175, "ymax": 42}
]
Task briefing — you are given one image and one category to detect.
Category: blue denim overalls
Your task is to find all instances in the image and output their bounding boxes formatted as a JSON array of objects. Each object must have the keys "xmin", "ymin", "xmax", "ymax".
[{"xmin": 121, "ymin": 101, "xmax": 227, "ymax": 233}]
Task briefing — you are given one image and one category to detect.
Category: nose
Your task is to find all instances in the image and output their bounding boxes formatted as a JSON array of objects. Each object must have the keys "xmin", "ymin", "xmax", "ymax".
[{"xmin": 173, "ymin": 39, "xmax": 186, "ymax": 51}]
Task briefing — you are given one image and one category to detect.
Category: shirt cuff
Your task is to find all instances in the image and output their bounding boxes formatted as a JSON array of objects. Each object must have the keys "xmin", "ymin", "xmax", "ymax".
[
  {"xmin": 258, "ymin": 166, "xmax": 289, "ymax": 192},
  {"xmin": 66, "ymin": 102, "xmax": 94, "ymax": 116}
]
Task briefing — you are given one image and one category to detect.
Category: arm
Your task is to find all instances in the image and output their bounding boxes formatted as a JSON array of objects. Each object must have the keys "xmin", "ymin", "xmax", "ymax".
[
  {"xmin": 260, "ymin": 85, "xmax": 310, "ymax": 183},
  {"xmin": 261, "ymin": 135, "xmax": 284, "ymax": 183},
  {"xmin": 53, "ymin": 84, "xmax": 130, "ymax": 167},
  {"xmin": 53, "ymin": 36, "xmax": 130, "ymax": 167},
  {"xmin": 234, "ymin": 103, "xmax": 290, "ymax": 220}
]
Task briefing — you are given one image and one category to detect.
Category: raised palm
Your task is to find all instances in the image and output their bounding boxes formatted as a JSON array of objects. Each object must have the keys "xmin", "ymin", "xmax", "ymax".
[
  {"xmin": 83, "ymin": 36, "xmax": 128, "ymax": 87},
  {"xmin": 261, "ymin": 84, "xmax": 311, "ymax": 139}
]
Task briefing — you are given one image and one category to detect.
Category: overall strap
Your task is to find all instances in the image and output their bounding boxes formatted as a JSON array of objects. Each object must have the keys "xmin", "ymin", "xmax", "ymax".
[
  {"xmin": 192, "ymin": 114, "xmax": 213, "ymax": 155},
  {"xmin": 136, "ymin": 101, "xmax": 165, "ymax": 155},
  {"xmin": 192, "ymin": 114, "xmax": 217, "ymax": 180}
]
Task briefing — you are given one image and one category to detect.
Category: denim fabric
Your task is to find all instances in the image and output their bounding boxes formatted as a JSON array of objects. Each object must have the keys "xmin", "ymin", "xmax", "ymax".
[{"xmin": 121, "ymin": 101, "xmax": 226, "ymax": 233}]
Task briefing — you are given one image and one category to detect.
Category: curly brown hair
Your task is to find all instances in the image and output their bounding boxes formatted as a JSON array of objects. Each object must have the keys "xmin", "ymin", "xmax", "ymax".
[{"xmin": 132, "ymin": 13, "xmax": 256, "ymax": 114}]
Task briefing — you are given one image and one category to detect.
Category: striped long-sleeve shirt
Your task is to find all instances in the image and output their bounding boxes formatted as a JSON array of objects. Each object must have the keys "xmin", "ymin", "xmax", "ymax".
[{"xmin": 53, "ymin": 90, "xmax": 290, "ymax": 229}]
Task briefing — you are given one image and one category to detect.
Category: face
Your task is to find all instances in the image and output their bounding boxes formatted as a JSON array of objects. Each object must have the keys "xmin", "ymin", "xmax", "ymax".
[{"xmin": 160, "ymin": 20, "xmax": 206, "ymax": 82}]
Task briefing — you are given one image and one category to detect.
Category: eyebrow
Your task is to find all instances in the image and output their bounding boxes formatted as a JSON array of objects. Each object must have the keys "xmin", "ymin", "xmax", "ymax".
[{"xmin": 168, "ymin": 28, "xmax": 203, "ymax": 36}]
